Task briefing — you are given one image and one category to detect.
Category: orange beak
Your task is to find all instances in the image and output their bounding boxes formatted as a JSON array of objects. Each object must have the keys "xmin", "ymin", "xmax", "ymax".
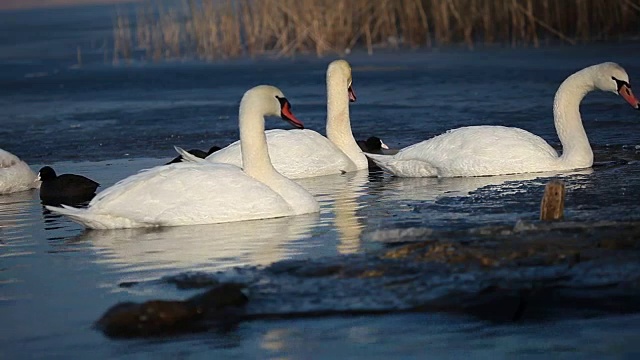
[
  {"xmin": 618, "ymin": 84, "xmax": 640, "ymax": 110},
  {"xmin": 280, "ymin": 99, "xmax": 304, "ymax": 129}
]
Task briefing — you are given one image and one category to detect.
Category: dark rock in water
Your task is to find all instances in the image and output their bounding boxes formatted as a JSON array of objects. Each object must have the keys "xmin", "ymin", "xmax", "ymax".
[
  {"xmin": 96, "ymin": 221, "xmax": 640, "ymax": 339},
  {"xmin": 38, "ymin": 166, "xmax": 100, "ymax": 205},
  {"xmin": 96, "ymin": 283, "xmax": 247, "ymax": 338},
  {"xmin": 166, "ymin": 145, "xmax": 222, "ymax": 165},
  {"xmin": 96, "ymin": 300, "xmax": 203, "ymax": 338}
]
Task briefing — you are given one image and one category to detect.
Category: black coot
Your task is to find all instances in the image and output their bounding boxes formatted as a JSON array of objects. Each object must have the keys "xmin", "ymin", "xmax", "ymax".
[{"xmin": 38, "ymin": 166, "xmax": 100, "ymax": 205}]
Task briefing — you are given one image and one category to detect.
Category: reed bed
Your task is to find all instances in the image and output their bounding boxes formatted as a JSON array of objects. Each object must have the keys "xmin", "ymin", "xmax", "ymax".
[{"xmin": 112, "ymin": 0, "xmax": 640, "ymax": 62}]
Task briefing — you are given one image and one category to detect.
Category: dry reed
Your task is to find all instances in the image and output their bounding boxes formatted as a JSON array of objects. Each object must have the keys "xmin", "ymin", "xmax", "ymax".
[{"xmin": 112, "ymin": 0, "xmax": 640, "ymax": 62}]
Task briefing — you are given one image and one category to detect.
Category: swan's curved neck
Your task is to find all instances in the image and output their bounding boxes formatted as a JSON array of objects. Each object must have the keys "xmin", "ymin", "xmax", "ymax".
[
  {"xmin": 326, "ymin": 72, "xmax": 363, "ymax": 163},
  {"xmin": 238, "ymin": 96, "xmax": 315, "ymax": 213},
  {"xmin": 554, "ymin": 67, "xmax": 596, "ymax": 167},
  {"xmin": 238, "ymin": 103, "xmax": 276, "ymax": 179}
]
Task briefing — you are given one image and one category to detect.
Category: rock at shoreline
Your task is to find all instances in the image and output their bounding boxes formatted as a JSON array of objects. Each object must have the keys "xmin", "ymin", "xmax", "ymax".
[{"xmin": 96, "ymin": 283, "xmax": 247, "ymax": 338}]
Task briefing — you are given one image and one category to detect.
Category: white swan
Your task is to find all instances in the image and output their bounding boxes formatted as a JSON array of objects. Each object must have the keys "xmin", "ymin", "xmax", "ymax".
[
  {"xmin": 367, "ymin": 62, "xmax": 640, "ymax": 178},
  {"xmin": 46, "ymin": 85, "xmax": 320, "ymax": 229},
  {"xmin": 199, "ymin": 60, "xmax": 367, "ymax": 179},
  {"xmin": 0, "ymin": 148, "xmax": 39, "ymax": 194}
]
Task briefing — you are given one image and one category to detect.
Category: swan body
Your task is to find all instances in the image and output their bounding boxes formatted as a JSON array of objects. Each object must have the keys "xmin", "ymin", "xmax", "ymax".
[
  {"xmin": 204, "ymin": 60, "xmax": 367, "ymax": 179},
  {"xmin": 206, "ymin": 129, "xmax": 361, "ymax": 178},
  {"xmin": 367, "ymin": 62, "xmax": 640, "ymax": 177},
  {"xmin": 0, "ymin": 149, "xmax": 38, "ymax": 194},
  {"xmin": 47, "ymin": 85, "xmax": 320, "ymax": 229}
]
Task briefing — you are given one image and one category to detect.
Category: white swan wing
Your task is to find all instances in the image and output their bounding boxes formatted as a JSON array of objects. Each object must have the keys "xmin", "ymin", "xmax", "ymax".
[
  {"xmin": 389, "ymin": 126, "xmax": 559, "ymax": 177},
  {"xmin": 203, "ymin": 139, "xmax": 243, "ymax": 168},
  {"xmin": 208, "ymin": 129, "xmax": 358, "ymax": 179},
  {"xmin": 365, "ymin": 153, "xmax": 439, "ymax": 177},
  {"xmin": 173, "ymin": 146, "xmax": 209, "ymax": 163},
  {"xmin": 49, "ymin": 162, "xmax": 294, "ymax": 228}
]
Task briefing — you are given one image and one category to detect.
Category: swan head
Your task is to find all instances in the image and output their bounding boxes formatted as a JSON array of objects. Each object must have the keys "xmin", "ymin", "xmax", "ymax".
[
  {"xmin": 327, "ymin": 59, "xmax": 356, "ymax": 102},
  {"xmin": 593, "ymin": 62, "xmax": 640, "ymax": 109},
  {"xmin": 242, "ymin": 85, "xmax": 305, "ymax": 129}
]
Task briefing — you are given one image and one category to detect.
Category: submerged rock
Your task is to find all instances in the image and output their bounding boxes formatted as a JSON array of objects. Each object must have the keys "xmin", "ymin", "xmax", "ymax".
[
  {"xmin": 96, "ymin": 221, "xmax": 640, "ymax": 339},
  {"xmin": 96, "ymin": 283, "xmax": 247, "ymax": 338}
]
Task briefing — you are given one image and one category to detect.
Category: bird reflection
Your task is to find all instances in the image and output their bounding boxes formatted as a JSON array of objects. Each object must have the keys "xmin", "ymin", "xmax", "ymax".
[
  {"xmin": 0, "ymin": 189, "xmax": 38, "ymax": 234},
  {"xmin": 296, "ymin": 170, "xmax": 369, "ymax": 254},
  {"xmin": 366, "ymin": 168, "xmax": 594, "ymax": 202},
  {"xmin": 68, "ymin": 212, "xmax": 319, "ymax": 276}
]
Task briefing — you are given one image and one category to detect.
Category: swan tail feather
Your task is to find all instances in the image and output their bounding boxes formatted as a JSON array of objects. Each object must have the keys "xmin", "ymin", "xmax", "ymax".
[
  {"xmin": 364, "ymin": 153, "xmax": 392, "ymax": 165},
  {"xmin": 364, "ymin": 153, "xmax": 439, "ymax": 177},
  {"xmin": 173, "ymin": 146, "xmax": 208, "ymax": 164},
  {"xmin": 46, "ymin": 205, "xmax": 150, "ymax": 229}
]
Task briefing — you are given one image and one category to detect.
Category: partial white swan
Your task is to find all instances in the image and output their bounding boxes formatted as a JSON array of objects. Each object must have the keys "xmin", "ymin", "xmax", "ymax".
[
  {"xmin": 46, "ymin": 85, "xmax": 320, "ymax": 229},
  {"xmin": 367, "ymin": 62, "xmax": 640, "ymax": 177},
  {"xmin": 0, "ymin": 148, "xmax": 38, "ymax": 194},
  {"xmin": 201, "ymin": 60, "xmax": 367, "ymax": 179}
]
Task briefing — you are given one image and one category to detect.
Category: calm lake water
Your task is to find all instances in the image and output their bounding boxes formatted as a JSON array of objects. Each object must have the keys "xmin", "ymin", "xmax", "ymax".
[{"xmin": 2, "ymin": 4, "xmax": 640, "ymax": 359}]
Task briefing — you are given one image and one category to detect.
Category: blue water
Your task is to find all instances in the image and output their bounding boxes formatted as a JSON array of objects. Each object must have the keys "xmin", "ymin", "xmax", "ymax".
[{"xmin": 1, "ymin": 4, "xmax": 640, "ymax": 359}]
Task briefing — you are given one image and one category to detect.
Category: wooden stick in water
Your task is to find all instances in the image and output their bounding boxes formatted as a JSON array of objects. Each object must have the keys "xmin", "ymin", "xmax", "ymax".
[{"xmin": 540, "ymin": 180, "xmax": 565, "ymax": 221}]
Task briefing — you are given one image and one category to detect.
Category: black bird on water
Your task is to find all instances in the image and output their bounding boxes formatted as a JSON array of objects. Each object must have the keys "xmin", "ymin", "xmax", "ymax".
[
  {"xmin": 38, "ymin": 166, "xmax": 100, "ymax": 205},
  {"xmin": 357, "ymin": 136, "xmax": 389, "ymax": 169}
]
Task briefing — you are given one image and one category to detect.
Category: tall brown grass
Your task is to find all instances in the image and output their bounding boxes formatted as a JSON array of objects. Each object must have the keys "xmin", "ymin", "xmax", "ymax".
[{"xmin": 112, "ymin": 0, "xmax": 640, "ymax": 62}]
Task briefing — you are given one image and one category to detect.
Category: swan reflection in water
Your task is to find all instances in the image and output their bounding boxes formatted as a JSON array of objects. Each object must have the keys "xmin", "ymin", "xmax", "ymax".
[
  {"xmin": 366, "ymin": 168, "xmax": 594, "ymax": 202},
  {"xmin": 296, "ymin": 170, "xmax": 369, "ymax": 254},
  {"xmin": 0, "ymin": 189, "xmax": 38, "ymax": 239},
  {"xmin": 69, "ymin": 212, "xmax": 320, "ymax": 277},
  {"xmin": 42, "ymin": 170, "xmax": 371, "ymax": 281},
  {"xmin": 362, "ymin": 168, "xmax": 595, "ymax": 243},
  {"xmin": 40, "ymin": 166, "xmax": 596, "ymax": 280}
]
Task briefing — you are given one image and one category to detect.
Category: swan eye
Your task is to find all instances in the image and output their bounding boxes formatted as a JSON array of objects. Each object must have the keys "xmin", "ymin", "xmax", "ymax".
[
  {"xmin": 612, "ymin": 76, "xmax": 630, "ymax": 91},
  {"xmin": 275, "ymin": 96, "xmax": 287, "ymax": 108}
]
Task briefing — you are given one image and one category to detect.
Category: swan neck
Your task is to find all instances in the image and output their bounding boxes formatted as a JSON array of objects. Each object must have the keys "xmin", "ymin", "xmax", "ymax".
[
  {"xmin": 237, "ymin": 92, "xmax": 317, "ymax": 215},
  {"xmin": 238, "ymin": 104, "xmax": 275, "ymax": 179},
  {"xmin": 554, "ymin": 69, "xmax": 595, "ymax": 167},
  {"xmin": 326, "ymin": 71, "xmax": 362, "ymax": 162}
]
